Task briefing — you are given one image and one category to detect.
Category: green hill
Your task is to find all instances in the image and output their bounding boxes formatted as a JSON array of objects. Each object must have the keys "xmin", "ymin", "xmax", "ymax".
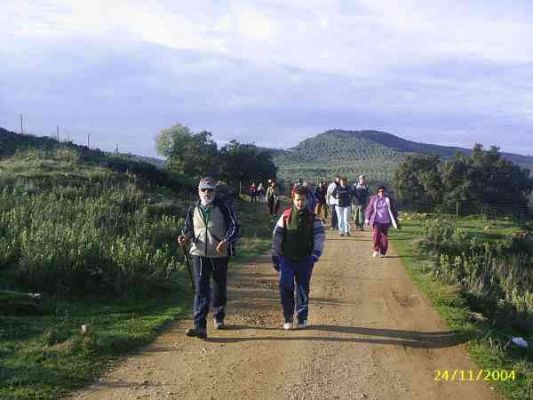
[{"xmin": 273, "ymin": 129, "xmax": 533, "ymax": 184}]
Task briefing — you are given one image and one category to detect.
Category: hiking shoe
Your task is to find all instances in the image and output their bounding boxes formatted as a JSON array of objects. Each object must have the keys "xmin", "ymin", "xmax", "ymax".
[
  {"xmin": 372, "ymin": 251, "xmax": 380, "ymax": 258},
  {"xmin": 283, "ymin": 322, "xmax": 293, "ymax": 330},
  {"xmin": 346, "ymin": 232, "xmax": 351, "ymax": 237},
  {"xmin": 214, "ymin": 320, "xmax": 225, "ymax": 330},
  {"xmin": 185, "ymin": 327, "xmax": 207, "ymax": 339},
  {"xmin": 379, "ymin": 253, "xmax": 386, "ymax": 258},
  {"xmin": 295, "ymin": 320, "xmax": 308, "ymax": 329}
]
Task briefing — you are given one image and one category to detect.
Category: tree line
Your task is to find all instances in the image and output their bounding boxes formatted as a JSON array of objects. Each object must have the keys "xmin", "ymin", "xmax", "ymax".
[
  {"xmin": 393, "ymin": 144, "xmax": 533, "ymax": 216},
  {"xmin": 156, "ymin": 124, "xmax": 277, "ymax": 185}
]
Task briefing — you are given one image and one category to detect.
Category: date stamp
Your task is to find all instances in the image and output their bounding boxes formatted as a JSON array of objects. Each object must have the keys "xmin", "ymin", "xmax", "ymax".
[{"xmin": 434, "ymin": 369, "xmax": 516, "ymax": 382}]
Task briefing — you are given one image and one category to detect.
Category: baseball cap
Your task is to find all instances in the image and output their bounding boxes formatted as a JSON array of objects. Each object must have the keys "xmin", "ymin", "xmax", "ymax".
[{"xmin": 198, "ymin": 177, "xmax": 217, "ymax": 190}]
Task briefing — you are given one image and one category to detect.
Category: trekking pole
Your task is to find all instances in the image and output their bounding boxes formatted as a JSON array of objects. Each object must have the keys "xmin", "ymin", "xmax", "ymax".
[{"xmin": 179, "ymin": 243, "xmax": 195, "ymax": 293}]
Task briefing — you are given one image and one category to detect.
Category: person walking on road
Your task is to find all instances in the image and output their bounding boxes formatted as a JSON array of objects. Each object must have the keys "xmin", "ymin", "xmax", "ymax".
[
  {"xmin": 333, "ymin": 177, "xmax": 353, "ymax": 237},
  {"xmin": 177, "ymin": 177, "xmax": 240, "ymax": 339},
  {"xmin": 272, "ymin": 186, "xmax": 325, "ymax": 330},
  {"xmin": 326, "ymin": 176, "xmax": 340, "ymax": 230},
  {"xmin": 257, "ymin": 182, "xmax": 265, "ymax": 203},
  {"xmin": 353, "ymin": 175, "xmax": 370, "ymax": 231},
  {"xmin": 266, "ymin": 181, "xmax": 281, "ymax": 217},
  {"xmin": 249, "ymin": 182, "xmax": 257, "ymax": 203},
  {"xmin": 365, "ymin": 185, "xmax": 399, "ymax": 257},
  {"xmin": 315, "ymin": 182, "xmax": 327, "ymax": 223}
]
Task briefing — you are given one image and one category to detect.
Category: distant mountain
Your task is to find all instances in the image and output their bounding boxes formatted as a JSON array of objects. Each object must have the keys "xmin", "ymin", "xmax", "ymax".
[{"xmin": 273, "ymin": 129, "xmax": 533, "ymax": 184}]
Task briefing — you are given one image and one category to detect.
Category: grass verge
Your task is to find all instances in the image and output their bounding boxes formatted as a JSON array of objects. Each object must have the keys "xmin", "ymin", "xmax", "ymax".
[
  {"xmin": 0, "ymin": 199, "xmax": 273, "ymax": 399},
  {"xmin": 391, "ymin": 215, "xmax": 532, "ymax": 400}
]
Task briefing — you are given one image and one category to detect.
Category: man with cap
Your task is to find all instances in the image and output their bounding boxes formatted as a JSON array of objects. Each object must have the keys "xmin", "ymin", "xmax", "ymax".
[{"xmin": 178, "ymin": 177, "xmax": 240, "ymax": 339}]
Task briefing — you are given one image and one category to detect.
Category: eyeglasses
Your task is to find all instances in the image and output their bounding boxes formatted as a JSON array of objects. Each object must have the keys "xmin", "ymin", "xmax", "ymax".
[{"xmin": 200, "ymin": 188, "xmax": 214, "ymax": 193}]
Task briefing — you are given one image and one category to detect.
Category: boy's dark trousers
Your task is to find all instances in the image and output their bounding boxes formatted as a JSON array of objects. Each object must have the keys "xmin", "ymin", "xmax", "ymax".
[
  {"xmin": 279, "ymin": 256, "xmax": 313, "ymax": 323},
  {"xmin": 192, "ymin": 256, "xmax": 229, "ymax": 329}
]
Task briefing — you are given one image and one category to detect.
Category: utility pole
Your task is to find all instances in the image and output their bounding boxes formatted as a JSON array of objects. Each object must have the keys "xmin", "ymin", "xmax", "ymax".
[
  {"xmin": 20, "ymin": 114, "xmax": 23, "ymax": 134},
  {"xmin": 56, "ymin": 126, "xmax": 60, "ymax": 141},
  {"xmin": 87, "ymin": 133, "xmax": 90, "ymax": 148}
]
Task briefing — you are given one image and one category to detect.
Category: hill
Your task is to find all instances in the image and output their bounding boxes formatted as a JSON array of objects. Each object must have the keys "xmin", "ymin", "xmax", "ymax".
[{"xmin": 273, "ymin": 129, "xmax": 533, "ymax": 184}]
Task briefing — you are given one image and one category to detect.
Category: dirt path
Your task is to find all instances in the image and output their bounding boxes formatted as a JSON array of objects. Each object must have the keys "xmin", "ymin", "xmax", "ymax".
[{"xmin": 72, "ymin": 230, "xmax": 500, "ymax": 400}]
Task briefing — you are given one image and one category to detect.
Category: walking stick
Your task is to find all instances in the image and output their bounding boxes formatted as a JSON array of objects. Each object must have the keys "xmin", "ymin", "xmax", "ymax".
[{"xmin": 180, "ymin": 242, "xmax": 195, "ymax": 293}]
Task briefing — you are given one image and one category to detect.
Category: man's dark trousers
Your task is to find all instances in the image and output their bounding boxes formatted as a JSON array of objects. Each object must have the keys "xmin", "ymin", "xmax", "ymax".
[
  {"xmin": 279, "ymin": 256, "xmax": 313, "ymax": 323},
  {"xmin": 192, "ymin": 256, "xmax": 228, "ymax": 328},
  {"xmin": 330, "ymin": 204, "xmax": 338, "ymax": 229}
]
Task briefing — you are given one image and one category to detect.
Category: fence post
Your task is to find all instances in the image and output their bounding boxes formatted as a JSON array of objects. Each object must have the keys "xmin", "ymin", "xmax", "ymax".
[{"xmin": 455, "ymin": 201, "xmax": 460, "ymax": 216}]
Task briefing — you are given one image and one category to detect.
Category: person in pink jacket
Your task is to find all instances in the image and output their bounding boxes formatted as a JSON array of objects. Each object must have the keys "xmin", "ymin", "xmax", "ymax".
[{"xmin": 365, "ymin": 185, "xmax": 399, "ymax": 257}]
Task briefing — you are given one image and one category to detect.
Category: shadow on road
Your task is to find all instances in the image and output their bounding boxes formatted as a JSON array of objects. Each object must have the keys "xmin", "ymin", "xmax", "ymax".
[{"xmin": 204, "ymin": 324, "xmax": 465, "ymax": 349}]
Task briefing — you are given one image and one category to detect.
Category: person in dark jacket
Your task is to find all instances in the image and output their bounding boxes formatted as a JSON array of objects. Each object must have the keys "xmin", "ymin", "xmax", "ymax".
[
  {"xmin": 315, "ymin": 182, "xmax": 327, "ymax": 223},
  {"xmin": 352, "ymin": 175, "xmax": 370, "ymax": 231},
  {"xmin": 272, "ymin": 186, "xmax": 325, "ymax": 330},
  {"xmin": 333, "ymin": 177, "xmax": 353, "ymax": 236},
  {"xmin": 178, "ymin": 177, "xmax": 240, "ymax": 339}
]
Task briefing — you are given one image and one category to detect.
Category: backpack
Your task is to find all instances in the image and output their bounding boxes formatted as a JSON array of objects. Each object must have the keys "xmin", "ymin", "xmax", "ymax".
[{"xmin": 281, "ymin": 207, "xmax": 315, "ymax": 230}]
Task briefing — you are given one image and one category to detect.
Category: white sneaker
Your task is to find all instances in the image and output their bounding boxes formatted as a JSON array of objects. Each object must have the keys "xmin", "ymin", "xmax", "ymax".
[
  {"xmin": 283, "ymin": 322, "xmax": 293, "ymax": 330},
  {"xmin": 372, "ymin": 251, "xmax": 379, "ymax": 257},
  {"xmin": 295, "ymin": 320, "xmax": 308, "ymax": 329}
]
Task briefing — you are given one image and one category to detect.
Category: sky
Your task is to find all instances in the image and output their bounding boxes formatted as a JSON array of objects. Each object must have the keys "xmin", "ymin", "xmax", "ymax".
[{"xmin": 1, "ymin": 0, "xmax": 533, "ymax": 157}]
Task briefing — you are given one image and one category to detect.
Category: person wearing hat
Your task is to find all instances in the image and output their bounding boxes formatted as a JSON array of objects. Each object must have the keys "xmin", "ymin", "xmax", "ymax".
[
  {"xmin": 266, "ymin": 180, "xmax": 281, "ymax": 217},
  {"xmin": 178, "ymin": 177, "xmax": 240, "ymax": 339},
  {"xmin": 365, "ymin": 185, "xmax": 399, "ymax": 257},
  {"xmin": 352, "ymin": 175, "xmax": 370, "ymax": 231}
]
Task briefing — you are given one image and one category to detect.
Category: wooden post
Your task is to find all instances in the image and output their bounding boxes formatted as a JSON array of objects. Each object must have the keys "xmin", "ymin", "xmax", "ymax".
[{"xmin": 455, "ymin": 201, "xmax": 460, "ymax": 216}]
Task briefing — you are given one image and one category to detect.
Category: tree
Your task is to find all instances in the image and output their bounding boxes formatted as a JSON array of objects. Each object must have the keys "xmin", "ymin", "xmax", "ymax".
[
  {"xmin": 218, "ymin": 141, "xmax": 277, "ymax": 184},
  {"xmin": 393, "ymin": 155, "xmax": 442, "ymax": 210},
  {"xmin": 156, "ymin": 124, "xmax": 218, "ymax": 178},
  {"xmin": 156, "ymin": 124, "xmax": 194, "ymax": 173}
]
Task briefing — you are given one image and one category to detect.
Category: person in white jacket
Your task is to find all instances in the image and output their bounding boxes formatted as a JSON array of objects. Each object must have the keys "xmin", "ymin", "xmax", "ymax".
[{"xmin": 326, "ymin": 176, "xmax": 340, "ymax": 231}]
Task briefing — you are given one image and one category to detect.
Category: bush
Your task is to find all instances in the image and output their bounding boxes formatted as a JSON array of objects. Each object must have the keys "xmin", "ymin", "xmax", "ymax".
[
  {"xmin": 0, "ymin": 165, "xmax": 184, "ymax": 297},
  {"xmin": 420, "ymin": 220, "xmax": 533, "ymax": 331}
]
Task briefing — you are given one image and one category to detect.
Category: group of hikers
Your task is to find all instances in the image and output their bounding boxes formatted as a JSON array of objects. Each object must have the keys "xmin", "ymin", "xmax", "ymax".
[{"xmin": 177, "ymin": 175, "xmax": 399, "ymax": 339}]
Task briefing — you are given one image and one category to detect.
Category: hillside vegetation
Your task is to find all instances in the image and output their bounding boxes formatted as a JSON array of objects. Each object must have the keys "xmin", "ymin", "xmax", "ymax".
[{"xmin": 273, "ymin": 129, "xmax": 533, "ymax": 185}]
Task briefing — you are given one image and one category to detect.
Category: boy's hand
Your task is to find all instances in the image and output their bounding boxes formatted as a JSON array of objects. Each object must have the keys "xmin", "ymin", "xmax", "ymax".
[{"xmin": 215, "ymin": 240, "xmax": 228, "ymax": 254}]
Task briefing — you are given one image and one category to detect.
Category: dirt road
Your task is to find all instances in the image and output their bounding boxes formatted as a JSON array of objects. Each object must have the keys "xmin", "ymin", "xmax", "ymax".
[{"xmin": 72, "ymin": 230, "xmax": 499, "ymax": 400}]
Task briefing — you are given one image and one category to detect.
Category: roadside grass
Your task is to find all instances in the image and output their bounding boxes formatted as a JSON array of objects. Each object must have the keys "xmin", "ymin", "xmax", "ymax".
[
  {"xmin": 0, "ymin": 198, "xmax": 273, "ymax": 400},
  {"xmin": 391, "ymin": 214, "xmax": 532, "ymax": 400}
]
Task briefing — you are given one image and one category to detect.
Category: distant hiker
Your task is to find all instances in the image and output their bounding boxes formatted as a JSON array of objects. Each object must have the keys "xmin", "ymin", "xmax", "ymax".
[
  {"xmin": 249, "ymin": 182, "xmax": 257, "ymax": 203},
  {"xmin": 177, "ymin": 177, "xmax": 240, "ymax": 339},
  {"xmin": 304, "ymin": 182, "xmax": 318, "ymax": 212},
  {"xmin": 333, "ymin": 177, "xmax": 353, "ymax": 236},
  {"xmin": 352, "ymin": 175, "xmax": 370, "ymax": 231},
  {"xmin": 272, "ymin": 185, "xmax": 325, "ymax": 330},
  {"xmin": 315, "ymin": 182, "xmax": 327, "ymax": 223},
  {"xmin": 365, "ymin": 185, "xmax": 399, "ymax": 257},
  {"xmin": 266, "ymin": 181, "xmax": 281, "ymax": 217},
  {"xmin": 326, "ymin": 176, "xmax": 340, "ymax": 230},
  {"xmin": 257, "ymin": 182, "xmax": 265, "ymax": 203}
]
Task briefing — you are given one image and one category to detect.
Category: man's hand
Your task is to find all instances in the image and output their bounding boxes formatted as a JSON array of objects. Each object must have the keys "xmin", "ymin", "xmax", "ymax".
[
  {"xmin": 177, "ymin": 235, "xmax": 190, "ymax": 246},
  {"xmin": 364, "ymin": 219, "xmax": 370, "ymax": 226},
  {"xmin": 215, "ymin": 240, "xmax": 228, "ymax": 255},
  {"xmin": 272, "ymin": 264, "xmax": 280, "ymax": 272}
]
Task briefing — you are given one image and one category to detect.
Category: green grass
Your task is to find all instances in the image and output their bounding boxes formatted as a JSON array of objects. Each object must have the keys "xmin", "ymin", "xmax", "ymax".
[
  {"xmin": 391, "ymin": 214, "xmax": 532, "ymax": 400},
  {"xmin": 0, "ymin": 200, "xmax": 273, "ymax": 399}
]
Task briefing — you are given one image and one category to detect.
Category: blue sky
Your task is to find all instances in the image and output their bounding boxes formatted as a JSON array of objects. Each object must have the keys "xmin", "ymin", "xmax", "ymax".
[{"xmin": 1, "ymin": 0, "xmax": 533, "ymax": 157}]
